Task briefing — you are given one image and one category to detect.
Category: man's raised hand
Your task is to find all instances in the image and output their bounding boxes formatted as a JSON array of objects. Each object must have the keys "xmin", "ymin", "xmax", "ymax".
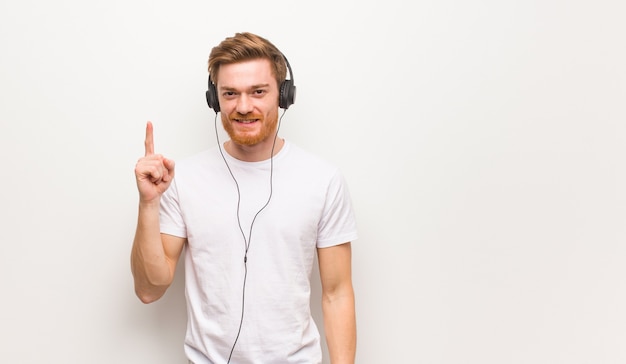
[{"xmin": 134, "ymin": 121, "xmax": 175, "ymax": 203}]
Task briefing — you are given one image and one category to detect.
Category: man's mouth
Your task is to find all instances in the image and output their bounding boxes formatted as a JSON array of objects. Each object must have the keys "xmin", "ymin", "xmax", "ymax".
[{"xmin": 234, "ymin": 118, "xmax": 258, "ymax": 124}]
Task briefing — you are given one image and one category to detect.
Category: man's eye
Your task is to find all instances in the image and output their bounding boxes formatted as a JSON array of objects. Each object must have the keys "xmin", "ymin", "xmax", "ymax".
[{"xmin": 253, "ymin": 89, "xmax": 266, "ymax": 95}]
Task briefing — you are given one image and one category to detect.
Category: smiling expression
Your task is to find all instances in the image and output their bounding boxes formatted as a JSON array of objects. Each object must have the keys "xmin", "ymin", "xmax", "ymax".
[{"xmin": 217, "ymin": 58, "xmax": 280, "ymax": 147}]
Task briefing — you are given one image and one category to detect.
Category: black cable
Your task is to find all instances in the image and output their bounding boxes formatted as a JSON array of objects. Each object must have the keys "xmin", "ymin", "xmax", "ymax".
[{"xmin": 214, "ymin": 110, "xmax": 286, "ymax": 363}]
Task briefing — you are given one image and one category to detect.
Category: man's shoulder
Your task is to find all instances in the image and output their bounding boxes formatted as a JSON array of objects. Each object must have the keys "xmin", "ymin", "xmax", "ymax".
[
  {"xmin": 282, "ymin": 141, "xmax": 344, "ymax": 185},
  {"xmin": 284, "ymin": 141, "xmax": 338, "ymax": 171},
  {"xmin": 176, "ymin": 146, "xmax": 221, "ymax": 167},
  {"xmin": 170, "ymin": 146, "xmax": 225, "ymax": 184}
]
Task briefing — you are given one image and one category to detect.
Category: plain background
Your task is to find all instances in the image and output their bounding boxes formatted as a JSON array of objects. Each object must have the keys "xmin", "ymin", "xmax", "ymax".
[{"xmin": 1, "ymin": 0, "xmax": 625, "ymax": 363}]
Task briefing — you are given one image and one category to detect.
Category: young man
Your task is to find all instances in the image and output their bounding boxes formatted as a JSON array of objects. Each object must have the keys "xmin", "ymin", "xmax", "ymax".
[{"xmin": 131, "ymin": 32, "xmax": 357, "ymax": 363}]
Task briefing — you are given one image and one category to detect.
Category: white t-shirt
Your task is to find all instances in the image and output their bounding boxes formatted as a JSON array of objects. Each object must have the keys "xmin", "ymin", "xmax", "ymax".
[{"xmin": 160, "ymin": 140, "xmax": 358, "ymax": 364}]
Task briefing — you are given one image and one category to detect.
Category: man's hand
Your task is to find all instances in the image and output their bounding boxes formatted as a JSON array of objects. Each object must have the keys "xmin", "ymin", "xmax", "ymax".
[{"xmin": 134, "ymin": 121, "xmax": 175, "ymax": 203}]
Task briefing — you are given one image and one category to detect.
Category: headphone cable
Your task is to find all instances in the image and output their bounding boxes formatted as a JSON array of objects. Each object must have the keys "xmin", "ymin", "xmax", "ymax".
[{"xmin": 214, "ymin": 111, "xmax": 286, "ymax": 363}]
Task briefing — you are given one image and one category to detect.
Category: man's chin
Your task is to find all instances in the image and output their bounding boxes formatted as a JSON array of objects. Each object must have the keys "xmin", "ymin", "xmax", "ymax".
[{"xmin": 228, "ymin": 133, "xmax": 264, "ymax": 146}]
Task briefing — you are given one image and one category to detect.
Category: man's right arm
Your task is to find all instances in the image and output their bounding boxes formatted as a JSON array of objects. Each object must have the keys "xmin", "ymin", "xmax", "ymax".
[
  {"xmin": 130, "ymin": 121, "xmax": 183, "ymax": 304},
  {"xmin": 131, "ymin": 201, "xmax": 185, "ymax": 303}
]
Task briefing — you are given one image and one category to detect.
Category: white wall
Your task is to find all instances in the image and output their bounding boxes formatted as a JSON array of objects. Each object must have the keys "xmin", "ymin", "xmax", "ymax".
[{"xmin": 1, "ymin": 1, "xmax": 625, "ymax": 363}]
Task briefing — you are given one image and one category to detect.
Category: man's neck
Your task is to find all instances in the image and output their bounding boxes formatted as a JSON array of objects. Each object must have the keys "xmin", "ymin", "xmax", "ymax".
[{"xmin": 224, "ymin": 137, "xmax": 285, "ymax": 162}]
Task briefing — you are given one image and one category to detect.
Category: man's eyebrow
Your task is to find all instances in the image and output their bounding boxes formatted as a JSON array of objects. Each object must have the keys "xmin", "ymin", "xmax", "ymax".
[{"xmin": 219, "ymin": 83, "xmax": 271, "ymax": 91}]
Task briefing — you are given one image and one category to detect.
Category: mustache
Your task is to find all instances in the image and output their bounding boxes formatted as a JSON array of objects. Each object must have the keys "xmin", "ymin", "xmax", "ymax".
[{"xmin": 228, "ymin": 112, "xmax": 263, "ymax": 119}]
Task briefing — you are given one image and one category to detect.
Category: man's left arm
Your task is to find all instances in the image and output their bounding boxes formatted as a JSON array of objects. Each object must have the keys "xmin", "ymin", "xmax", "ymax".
[{"xmin": 318, "ymin": 242, "xmax": 356, "ymax": 364}]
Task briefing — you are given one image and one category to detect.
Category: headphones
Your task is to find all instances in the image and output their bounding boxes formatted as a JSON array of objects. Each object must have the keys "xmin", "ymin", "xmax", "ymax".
[{"xmin": 206, "ymin": 54, "xmax": 296, "ymax": 113}]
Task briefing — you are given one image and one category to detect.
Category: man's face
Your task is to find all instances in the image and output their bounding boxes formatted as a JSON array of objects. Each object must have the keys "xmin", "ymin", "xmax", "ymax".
[{"xmin": 217, "ymin": 58, "xmax": 280, "ymax": 146}]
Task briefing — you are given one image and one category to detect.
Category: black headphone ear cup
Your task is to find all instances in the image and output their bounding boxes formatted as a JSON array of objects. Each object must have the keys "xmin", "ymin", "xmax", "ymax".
[
  {"xmin": 206, "ymin": 78, "xmax": 220, "ymax": 113},
  {"xmin": 279, "ymin": 79, "xmax": 296, "ymax": 109}
]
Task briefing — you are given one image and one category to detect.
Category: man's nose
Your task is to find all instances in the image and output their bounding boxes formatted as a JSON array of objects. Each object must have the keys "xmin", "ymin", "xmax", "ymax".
[{"xmin": 236, "ymin": 94, "xmax": 253, "ymax": 114}]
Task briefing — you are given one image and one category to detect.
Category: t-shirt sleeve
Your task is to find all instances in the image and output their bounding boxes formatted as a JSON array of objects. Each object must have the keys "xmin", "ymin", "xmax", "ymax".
[
  {"xmin": 159, "ymin": 178, "xmax": 187, "ymax": 238},
  {"xmin": 316, "ymin": 170, "xmax": 358, "ymax": 248}
]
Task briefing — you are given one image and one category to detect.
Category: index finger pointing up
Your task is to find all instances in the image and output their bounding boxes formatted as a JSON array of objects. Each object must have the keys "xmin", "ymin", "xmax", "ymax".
[{"xmin": 144, "ymin": 121, "xmax": 154, "ymax": 156}]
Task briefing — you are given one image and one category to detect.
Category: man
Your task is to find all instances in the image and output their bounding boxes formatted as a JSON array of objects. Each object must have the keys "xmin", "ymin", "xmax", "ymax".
[{"xmin": 131, "ymin": 32, "xmax": 357, "ymax": 363}]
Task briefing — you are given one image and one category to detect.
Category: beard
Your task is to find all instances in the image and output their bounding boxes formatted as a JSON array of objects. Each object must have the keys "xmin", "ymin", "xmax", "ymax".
[{"xmin": 221, "ymin": 111, "xmax": 278, "ymax": 146}]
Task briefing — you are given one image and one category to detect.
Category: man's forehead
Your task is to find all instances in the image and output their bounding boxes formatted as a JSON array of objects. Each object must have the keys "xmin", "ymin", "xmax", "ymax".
[{"xmin": 217, "ymin": 59, "xmax": 275, "ymax": 88}]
